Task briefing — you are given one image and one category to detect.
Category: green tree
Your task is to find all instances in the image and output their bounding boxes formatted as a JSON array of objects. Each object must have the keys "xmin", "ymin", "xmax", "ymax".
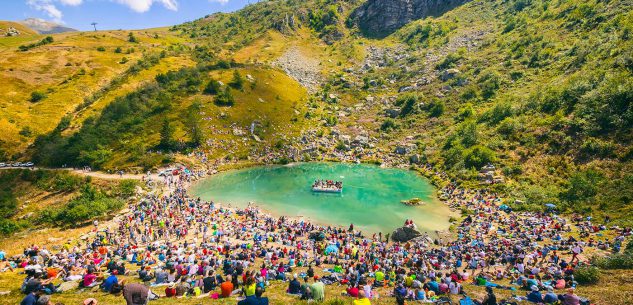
[
  {"xmin": 230, "ymin": 70, "xmax": 244, "ymax": 89},
  {"xmin": 186, "ymin": 101, "xmax": 204, "ymax": 147},
  {"xmin": 159, "ymin": 118, "xmax": 174, "ymax": 149}
]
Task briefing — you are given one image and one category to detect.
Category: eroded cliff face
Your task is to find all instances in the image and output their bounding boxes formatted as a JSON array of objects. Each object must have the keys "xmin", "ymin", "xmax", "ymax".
[{"xmin": 352, "ymin": 0, "xmax": 469, "ymax": 37}]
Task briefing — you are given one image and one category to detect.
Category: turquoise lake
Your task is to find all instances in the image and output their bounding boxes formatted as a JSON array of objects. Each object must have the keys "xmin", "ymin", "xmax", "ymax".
[{"xmin": 189, "ymin": 163, "xmax": 451, "ymax": 234}]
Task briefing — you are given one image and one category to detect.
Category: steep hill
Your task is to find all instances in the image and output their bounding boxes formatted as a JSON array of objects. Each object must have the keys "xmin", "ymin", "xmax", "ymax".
[{"xmin": 1, "ymin": 0, "xmax": 631, "ymax": 225}]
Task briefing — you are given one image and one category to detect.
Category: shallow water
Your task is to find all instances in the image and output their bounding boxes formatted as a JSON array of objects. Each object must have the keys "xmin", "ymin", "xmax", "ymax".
[{"xmin": 189, "ymin": 163, "xmax": 451, "ymax": 234}]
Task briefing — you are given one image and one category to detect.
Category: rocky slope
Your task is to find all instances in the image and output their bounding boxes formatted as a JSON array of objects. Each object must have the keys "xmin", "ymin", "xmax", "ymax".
[{"xmin": 351, "ymin": 0, "xmax": 470, "ymax": 37}]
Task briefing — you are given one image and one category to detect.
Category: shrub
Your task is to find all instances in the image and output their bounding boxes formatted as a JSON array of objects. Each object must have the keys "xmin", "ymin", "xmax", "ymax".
[
  {"xmin": 428, "ymin": 100, "xmax": 445, "ymax": 117},
  {"xmin": 574, "ymin": 265, "xmax": 600, "ymax": 284},
  {"xmin": 41, "ymin": 185, "xmax": 125, "ymax": 226},
  {"xmin": 204, "ymin": 79, "xmax": 222, "ymax": 95},
  {"xmin": 30, "ymin": 91, "xmax": 47, "ymax": 103},
  {"xmin": 215, "ymin": 87, "xmax": 235, "ymax": 106},
  {"xmin": 128, "ymin": 32, "xmax": 138, "ymax": 43},
  {"xmin": 436, "ymin": 52, "xmax": 463, "ymax": 70},
  {"xmin": 464, "ymin": 145, "xmax": 496, "ymax": 169},
  {"xmin": 396, "ymin": 94, "xmax": 419, "ymax": 117},
  {"xmin": 380, "ymin": 119, "xmax": 398, "ymax": 132},
  {"xmin": 480, "ymin": 102, "xmax": 513, "ymax": 125},
  {"xmin": 118, "ymin": 180, "xmax": 138, "ymax": 198},
  {"xmin": 592, "ymin": 254, "xmax": 633, "ymax": 269},
  {"xmin": 18, "ymin": 36, "xmax": 53, "ymax": 51},
  {"xmin": 96, "ymin": 46, "xmax": 106, "ymax": 52}
]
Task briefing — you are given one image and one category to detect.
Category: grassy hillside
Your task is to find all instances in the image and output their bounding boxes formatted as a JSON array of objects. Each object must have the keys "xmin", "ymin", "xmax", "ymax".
[
  {"xmin": 0, "ymin": 21, "xmax": 38, "ymax": 36},
  {"xmin": 0, "ymin": 28, "xmax": 191, "ymax": 158},
  {"xmin": 1, "ymin": 0, "xmax": 631, "ymax": 223},
  {"xmin": 168, "ymin": 0, "xmax": 633, "ymax": 224},
  {"xmin": 0, "ymin": 169, "xmax": 135, "ymax": 236}
]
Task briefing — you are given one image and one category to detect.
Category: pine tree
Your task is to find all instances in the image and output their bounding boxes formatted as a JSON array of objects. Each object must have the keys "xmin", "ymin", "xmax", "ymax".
[{"xmin": 159, "ymin": 118, "xmax": 174, "ymax": 149}]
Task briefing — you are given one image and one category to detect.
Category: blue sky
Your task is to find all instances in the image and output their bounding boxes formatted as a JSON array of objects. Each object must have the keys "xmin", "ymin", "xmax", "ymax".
[{"xmin": 2, "ymin": 0, "xmax": 253, "ymax": 31}]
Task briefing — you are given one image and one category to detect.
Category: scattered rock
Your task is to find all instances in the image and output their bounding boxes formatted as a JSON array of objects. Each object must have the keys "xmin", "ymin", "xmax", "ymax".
[
  {"xmin": 391, "ymin": 226, "xmax": 422, "ymax": 242},
  {"xmin": 273, "ymin": 47, "xmax": 322, "ymax": 93},
  {"xmin": 440, "ymin": 68, "xmax": 460, "ymax": 81}
]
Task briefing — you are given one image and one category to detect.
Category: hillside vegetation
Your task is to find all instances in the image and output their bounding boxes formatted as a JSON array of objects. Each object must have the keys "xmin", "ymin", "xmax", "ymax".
[{"xmin": 0, "ymin": 0, "xmax": 631, "ymax": 225}]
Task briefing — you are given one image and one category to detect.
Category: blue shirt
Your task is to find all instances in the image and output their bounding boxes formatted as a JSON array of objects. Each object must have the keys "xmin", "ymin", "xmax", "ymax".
[
  {"xmin": 102, "ymin": 275, "xmax": 118, "ymax": 292},
  {"xmin": 527, "ymin": 291, "xmax": 543, "ymax": 303},
  {"xmin": 20, "ymin": 293, "xmax": 37, "ymax": 305},
  {"xmin": 544, "ymin": 292, "xmax": 558, "ymax": 304}
]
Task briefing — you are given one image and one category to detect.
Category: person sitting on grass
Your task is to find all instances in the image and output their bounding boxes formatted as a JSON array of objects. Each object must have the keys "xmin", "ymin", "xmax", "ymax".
[
  {"xmin": 300, "ymin": 277, "xmax": 312, "ymax": 300},
  {"xmin": 353, "ymin": 290, "xmax": 371, "ymax": 305},
  {"xmin": 543, "ymin": 286, "xmax": 558, "ymax": 304},
  {"xmin": 237, "ymin": 286, "xmax": 269, "ymax": 305},
  {"xmin": 287, "ymin": 273, "xmax": 301, "ymax": 295},
  {"xmin": 526, "ymin": 285, "xmax": 543, "ymax": 303},
  {"xmin": 221, "ymin": 275, "xmax": 234, "ymax": 298},
  {"xmin": 476, "ymin": 286, "xmax": 497, "ymax": 305},
  {"xmin": 558, "ymin": 288, "xmax": 581, "ymax": 305},
  {"xmin": 21, "ymin": 288, "xmax": 45, "ymax": 305}
]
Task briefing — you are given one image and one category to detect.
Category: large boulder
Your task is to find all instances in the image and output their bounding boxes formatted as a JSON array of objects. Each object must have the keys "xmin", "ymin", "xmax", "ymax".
[{"xmin": 391, "ymin": 226, "xmax": 422, "ymax": 242}]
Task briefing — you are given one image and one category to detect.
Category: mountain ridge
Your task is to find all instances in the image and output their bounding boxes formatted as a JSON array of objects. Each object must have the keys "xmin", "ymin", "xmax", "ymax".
[{"xmin": 19, "ymin": 18, "xmax": 77, "ymax": 34}]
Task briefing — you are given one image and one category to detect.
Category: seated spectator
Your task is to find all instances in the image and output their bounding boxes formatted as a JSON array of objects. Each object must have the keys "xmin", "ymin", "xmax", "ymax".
[
  {"xmin": 238, "ymin": 286, "xmax": 269, "ymax": 305},
  {"xmin": 353, "ymin": 290, "xmax": 371, "ymax": 305},
  {"xmin": 220, "ymin": 275, "xmax": 234, "ymax": 298},
  {"xmin": 288, "ymin": 274, "xmax": 301, "ymax": 295},
  {"xmin": 527, "ymin": 285, "xmax": 543, "ymax": 303}
]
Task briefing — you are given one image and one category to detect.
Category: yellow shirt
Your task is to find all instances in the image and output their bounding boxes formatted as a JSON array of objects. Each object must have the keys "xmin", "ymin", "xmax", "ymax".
[{"xmin": 353, "ymin": 298, "xmax": 371, "ymax": 305}]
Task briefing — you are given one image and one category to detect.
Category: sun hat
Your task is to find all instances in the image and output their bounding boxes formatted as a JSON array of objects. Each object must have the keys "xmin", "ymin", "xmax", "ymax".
[
  {"xmin": 531, "ymin": 285, "xmax": 539, "ymax": 292},
  {"xmin": 83, "ymin": 298, "xmax": 98, "ymax": 305}
]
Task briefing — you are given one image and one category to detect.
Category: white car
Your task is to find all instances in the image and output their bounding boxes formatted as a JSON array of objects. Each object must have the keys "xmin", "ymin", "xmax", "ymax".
[
  {"xmin": 0, "ymin": 163, "xmax": 6, "ymax": 167},
  {"xmin": 24, "ymin": 162, "xmax": 34, "ymax": 167}
]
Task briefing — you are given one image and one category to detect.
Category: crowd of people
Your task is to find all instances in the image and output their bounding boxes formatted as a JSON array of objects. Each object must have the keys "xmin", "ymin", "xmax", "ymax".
[
  {"xmin": 312, "ymin": 180, "xmax": 343, "ymax": 191},
  {"xmin": 1, "ymin": 167, "xmax": 629, "ymax": 305}
]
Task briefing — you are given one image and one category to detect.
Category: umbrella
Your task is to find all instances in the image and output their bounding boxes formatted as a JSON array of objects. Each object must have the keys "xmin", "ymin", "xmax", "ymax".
[{"xmin": 545, "ymin": 203, "xmax": 556, "ymax": 208}]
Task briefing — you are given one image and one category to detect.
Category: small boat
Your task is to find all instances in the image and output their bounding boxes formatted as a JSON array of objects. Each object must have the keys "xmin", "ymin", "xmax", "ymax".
[
  {"xmin": 312, "ymin": 179, "xmax": 343, "ymax": 193},
  {"xmin": 312, "ymin": 186, "xmax": 343, "ymax": 193}
]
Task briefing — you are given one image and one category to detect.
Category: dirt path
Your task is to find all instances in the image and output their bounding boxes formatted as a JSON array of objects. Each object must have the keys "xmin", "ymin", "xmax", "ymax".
[{"xmin": 67, "ymin": 168, "xmax": 161, "ymax": 181}]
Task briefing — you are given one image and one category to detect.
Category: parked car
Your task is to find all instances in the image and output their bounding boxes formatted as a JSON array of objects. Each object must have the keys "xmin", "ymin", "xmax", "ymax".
[
  {"xmin": 158, "ymin": 169, "xmax": 174, "ymax": 177},
  {"xmin": 24, "ymin": 162, "xmax": 34, "ymax": 167},
  {"xmin": 0, "ymin": 163, "xmax": 6, "ymax": 167}
]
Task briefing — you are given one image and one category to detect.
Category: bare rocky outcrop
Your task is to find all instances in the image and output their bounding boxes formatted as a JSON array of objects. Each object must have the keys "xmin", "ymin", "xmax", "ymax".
[
  {"xmin": 391, "ymin": 226, "xmax": 422, "ymax": 242},
  {"xmin": 351, "ymin": 0, "xmax": 470, "ymax": 37}
]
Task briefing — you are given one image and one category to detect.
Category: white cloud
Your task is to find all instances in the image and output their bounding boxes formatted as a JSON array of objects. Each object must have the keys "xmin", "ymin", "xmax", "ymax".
[
  {"xmin": 27, "ymin": 0, "xmax": 179, "ymax": 24},
  {"xmin": 59, "ymin": 0, "xmax": 83, "ymax": 5},
  {"xmin": 113, "ymin": 0, "xmax": 179, "ymax": 13},
  {"xmin": 27, "ymin": 0, "xmax": 64, "ymax": 23},
  {"xmin": 209, "ymin": 0, "xmax": 229, "ymax": 4}
]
